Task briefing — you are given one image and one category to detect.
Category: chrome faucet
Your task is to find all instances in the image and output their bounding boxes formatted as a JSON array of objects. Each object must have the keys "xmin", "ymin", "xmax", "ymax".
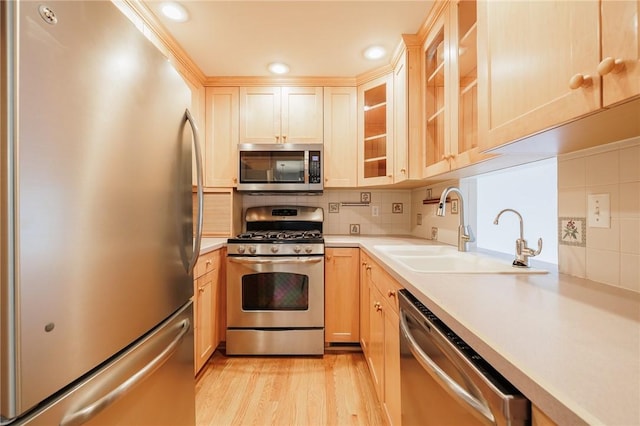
[
  {"xmin": 493, "ymin": 208, "xmax": 543, "ymax": 268},
  {"xmin": 436, "ymin": 186, "xmax": 474, "ymax": 252}
]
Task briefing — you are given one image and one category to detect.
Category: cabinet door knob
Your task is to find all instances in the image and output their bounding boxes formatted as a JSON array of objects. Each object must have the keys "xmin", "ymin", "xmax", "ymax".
[
  {"xmin": 366, "ymin": 265, "xmax": 372, "ymax": 271},
  {"xmin": 597, "ymin": 57, "xmax": 625, "ymax": 76},
  {"xmin": 387, "ymin": 290, "xmax": 396, "ymax": 298},
  {"xmin": 275, "ymin": 135, "xmax": 280, "ymax": 143},
  {"xmin": 326, "ymin": 255, "xmax": 332, "ymax": 261},
  {"xmin": 233, "ymin": 177, "xmax": 238, "ymax": 183},
  {"xmin": 400, "ymin": 168, "xmax": 406, "ymax": 174},
  {"xmin": 206, "ymin": 259, "xmax": 212, "ymax": 266},
  {"xmin": 568, "ymin": 73, "xmax": 592, "ymax": 90},
  {"xmin": 282, "ymin": 135, "xmax": 287, "ymax": 142}
]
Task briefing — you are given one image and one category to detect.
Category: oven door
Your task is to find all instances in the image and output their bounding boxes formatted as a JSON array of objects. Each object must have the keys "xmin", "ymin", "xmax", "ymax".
[{"xmin": 226, "ymin": 255, "xmax": 324, "ymax": 328}]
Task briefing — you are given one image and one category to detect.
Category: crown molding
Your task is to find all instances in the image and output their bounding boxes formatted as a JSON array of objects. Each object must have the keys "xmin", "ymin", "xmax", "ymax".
[
  {"xmin": 119, "ymin": 0, "xmax": 206, "ymax": 86},
  {"xmin": 203, "ymin": 76, "xmax": 357, "ymax": 87}
]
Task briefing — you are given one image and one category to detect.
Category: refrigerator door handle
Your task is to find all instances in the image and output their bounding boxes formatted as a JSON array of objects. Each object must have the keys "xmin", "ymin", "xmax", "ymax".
[
  {"xmin": 186, "ymin": 108, "xmax": 204, "ymax": 275},
  {"xmin": 59, "ymin": 319, "xmax": 190, "ymax": 426}
]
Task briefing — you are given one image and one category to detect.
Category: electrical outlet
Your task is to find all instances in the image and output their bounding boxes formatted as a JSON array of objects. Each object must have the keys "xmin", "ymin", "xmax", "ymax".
[
  {"xmin": 417, "ymin": 213, "xmax": 422, "ymax": 225},
  {"xmin": 372, "ymin": 205, "xmax": 379, "ymax": 217},
  {"xmin": 587, "ymin": 193, "xmax": 610, "ymax": 228},
  {"xmin": 451, "ymin": 199, "xmax": 459, "ymax": 214},
  {"xmin": 431, "ymin": 227, "xmax": 438, "ymax": 240}
]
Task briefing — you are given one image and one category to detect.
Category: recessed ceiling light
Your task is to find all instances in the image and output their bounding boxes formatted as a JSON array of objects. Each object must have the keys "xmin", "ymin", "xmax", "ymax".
[
  {"xmin": 268, "ymin": 62, "xmax": 290, "ymax": 75},
  {"xmin": 363, "ymin": 45, "xmax": 387, "ymax": 60},
  {"xmin": 161, "ymin": 2, "xmax": 189, "ymax": 22}
]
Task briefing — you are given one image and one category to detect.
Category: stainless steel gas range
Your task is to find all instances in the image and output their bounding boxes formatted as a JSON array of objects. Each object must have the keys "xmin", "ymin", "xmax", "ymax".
[{"xmin": 226, "ymin": 206, "xmax": 325, "ymax": 355}]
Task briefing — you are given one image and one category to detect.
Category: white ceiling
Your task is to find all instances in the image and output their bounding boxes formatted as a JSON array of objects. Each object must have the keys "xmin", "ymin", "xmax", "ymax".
[{"xmin": 143, "ymin": 1, "xmax": 435, "ymax": 78}]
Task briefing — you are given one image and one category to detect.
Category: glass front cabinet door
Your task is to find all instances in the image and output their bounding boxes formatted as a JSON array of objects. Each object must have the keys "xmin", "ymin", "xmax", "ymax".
[{"xmin": 358, "ymin": 74, "xmax": 394, "ymax": 186}]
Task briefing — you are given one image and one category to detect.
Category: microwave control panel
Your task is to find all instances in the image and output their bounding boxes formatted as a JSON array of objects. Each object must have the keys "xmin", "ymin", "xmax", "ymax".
[{"xmin": 309, "ymin": 151, "xmax": 321, "ymax": 184}]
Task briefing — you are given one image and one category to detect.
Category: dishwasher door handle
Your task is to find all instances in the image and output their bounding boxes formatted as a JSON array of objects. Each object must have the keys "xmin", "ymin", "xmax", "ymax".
[{"xmin": 399, "ymin": 310, "xmax": 496, "ymax": 425}]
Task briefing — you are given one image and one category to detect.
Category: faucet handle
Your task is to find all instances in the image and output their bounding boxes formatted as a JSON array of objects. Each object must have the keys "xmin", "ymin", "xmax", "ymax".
[
  {"xmin": 523, "ymin": 238, "xmax": 543, "ymax": 257},
  {"xmin": 532, "ymin": 238, "xmax": 543, "ymax": 256}
]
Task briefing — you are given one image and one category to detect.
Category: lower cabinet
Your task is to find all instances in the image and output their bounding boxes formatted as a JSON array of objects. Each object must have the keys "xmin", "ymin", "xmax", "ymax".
[
  {"xmin": 361, "ymin": 251, "xmax": 403, "ymax": 426},
  {"xmin": 193, "ymin": 248, "xmax": 225, "ymax": 375},
  {"xmin": 325, "ymin": 248, "xmax": 360, "ymax": 343},
  {"xmin": 532, "ymin": 405, "xmax": 558, "ymax": 426}
]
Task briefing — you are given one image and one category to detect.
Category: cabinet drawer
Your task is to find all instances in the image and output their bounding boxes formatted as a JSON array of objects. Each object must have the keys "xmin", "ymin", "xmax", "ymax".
[
  {"xmin": 372, "ymin": 267, "xmax": 403, "ymax": 314},
  {"xmin": 362, "ymin": 251, "xmax": 403, "ymax": 314},
  {"xmin": 194, "ymin": 250, "xmax": 221, "ymax": 279}
]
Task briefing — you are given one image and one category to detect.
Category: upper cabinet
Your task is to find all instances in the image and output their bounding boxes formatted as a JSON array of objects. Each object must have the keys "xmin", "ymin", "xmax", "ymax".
[
  {"xmin": 600, "ymin": 0, "xmax": 640, "ymax": 107},
  {"xmin": 323, "ymin": 87, "xmax": 358, "ymax": 187},
  {"xmin": 239, "ymin": 86, "xmax": 323, "ymax": 144},
  {"xmin": 478, "ymin": 0, "xmax": 640, "ymax": 152},
  {"xmin": 204, "ymin": 87, "xmax": 239, "ymax": 187},
  {"xmin": 393, "ymin": 50, "xmax": 410, "ymax": 183},
  {"xmin": 423, "ymin": 0, "xmax": 489, "ymax": 178},
  {"xmin": 358, "ymin": 74, "xmax": 394, "ymax": 186}
]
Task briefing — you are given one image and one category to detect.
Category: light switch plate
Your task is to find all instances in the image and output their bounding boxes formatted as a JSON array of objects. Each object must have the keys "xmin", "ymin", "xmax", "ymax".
[
  {"xmin": 371, "ymin": 205, "xmax": 379, "ymax": 217},
  {"xmin": 587, "ymin": 194, "xmax": 610, "ymax": 228}
]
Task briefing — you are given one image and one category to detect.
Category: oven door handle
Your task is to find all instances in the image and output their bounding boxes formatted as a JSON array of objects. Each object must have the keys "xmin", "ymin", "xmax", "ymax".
[
  {"xmin": 228, "ymin": 257, "xmax": 323, "ymax": 265},
  {"xmin": 399, "ymin": 309, "xmax": 496, "ymax": 425}
]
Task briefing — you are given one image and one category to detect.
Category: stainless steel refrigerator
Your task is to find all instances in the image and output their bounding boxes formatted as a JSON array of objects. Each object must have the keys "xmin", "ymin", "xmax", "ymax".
[{"xmin": 1, "ymin": 1, "xmax": 203, "ymax": 425}]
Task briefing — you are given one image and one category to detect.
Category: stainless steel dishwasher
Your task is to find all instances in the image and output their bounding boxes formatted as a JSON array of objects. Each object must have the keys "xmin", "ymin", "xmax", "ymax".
[{"xmin": 399, "ymin": 290, "xmax": 530, "ymax": 426}]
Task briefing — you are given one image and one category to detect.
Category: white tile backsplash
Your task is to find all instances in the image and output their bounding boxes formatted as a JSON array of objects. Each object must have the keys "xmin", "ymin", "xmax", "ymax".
[
  {"xmin": 558, "ymin": 136, "xmax": 640, "ymax": 292},
  {"xmin": 241, "ymin": 188, "xmax": 412, "ymax": 235}
]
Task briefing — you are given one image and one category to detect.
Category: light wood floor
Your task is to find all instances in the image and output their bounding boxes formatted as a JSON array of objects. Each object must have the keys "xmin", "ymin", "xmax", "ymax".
[{"xmin": 195, "ymin": 350, "xmax": 386, "ymax": 426}]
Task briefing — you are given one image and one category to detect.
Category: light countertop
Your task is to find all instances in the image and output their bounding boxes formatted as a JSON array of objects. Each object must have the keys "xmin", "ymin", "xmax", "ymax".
[
  {"xmin": 325, "ymin": 235, "xmax": 640, "ymax": 426},
  {"xmin": 202, "ymin": 235, "xmax": 640, "ymax": 425}
]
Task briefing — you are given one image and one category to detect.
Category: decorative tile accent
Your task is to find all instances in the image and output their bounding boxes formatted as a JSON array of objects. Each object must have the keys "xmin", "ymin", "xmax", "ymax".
[
  {"xmin": 328, "ymin": 202, "xmax": 340, "ymax": 213},
  {"xmin": 360, "ymin": 192, "xmax": 371, "ymax": 203},
  {"xmin": 559, "ymin": 217, "xmax": 586, "ymax": 246},
  {"xmin": 392, "ymin": 202, "xmax": 403, "ymax": 213},
  {"xmin": 349, "ymin": 224, "xmax": 360, "ymax": 234}
]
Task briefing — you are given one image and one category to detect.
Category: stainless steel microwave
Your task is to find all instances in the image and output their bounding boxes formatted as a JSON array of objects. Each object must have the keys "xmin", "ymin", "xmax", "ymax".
[{"xmin": 237, "ymin": 143, "xmax": 323, "ymax": 193}]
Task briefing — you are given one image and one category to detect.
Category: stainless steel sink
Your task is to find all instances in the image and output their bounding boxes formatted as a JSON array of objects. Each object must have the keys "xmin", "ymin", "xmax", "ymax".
[{"xmin": 373, "ymin": 244, "xmax": 547, "ymax": 274}]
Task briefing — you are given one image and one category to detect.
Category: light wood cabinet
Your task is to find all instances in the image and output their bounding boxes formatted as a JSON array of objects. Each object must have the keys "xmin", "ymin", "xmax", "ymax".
[
  {"xmin": 323, "ymin": 87, "xmax": 358, "ymax": 187},
  {"xmin": 193, "ymin": 249, "xmax": 224, "ymax": 374},
  {"xmin": 204, "ymin": 87, "xmax": 239, "ymax": 187},
  {"xmin": 193, "ymin": 188, "xmax": 242, "ymax": 237},
  {"xmin": 357, "ymin": 74, "xmax": 394, "ymax": 186},
  {"xmin": 423, "ymin": 0, "xmax": 489, "ymax": 177},
  {"xmin": 532, "ymin": 404, "xmax": 559, "ymax": 426},
  {"xmin": 359, "ymin": 253, "xmax": 371, "ymax": 354},
  {"xmin": 324, "ymin": 248, "xmax": 360, "ymax": 343},
  {"xmin": 360, "ymin": 251, "xmax": 403, "ymax": 426},
  {"xmin": 239, "ymin": 86, "xmax": 323, "ymax": 144},
  {"xmin": 600, "ymin": 0, "xmax": 640, "ymax": 107},
  {"xmin": 393, "ymin": 51, "xmax": 409, "ymax": 183},
  {"xmin": 478, "ymin": 0, "xmax": 639, "ymax": 152}
]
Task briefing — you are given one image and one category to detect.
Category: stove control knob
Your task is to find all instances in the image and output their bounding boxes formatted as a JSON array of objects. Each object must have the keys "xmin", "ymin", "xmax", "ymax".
[
  {"xmin": 304, "ymin": 246, "xmax": 313, "ymax": 254},
  {"xmin": 270, "ymin": 245, "xmax": 280, "ymax": 253},
  {"xmin": 248, "ymin": 245, "xmax": 257, "ymax": 254},
  {"xmin": 237, "ymin": 246, "xmax": 246, "ymax": 254},
  {"xmin": 294, "ymin": 245, "xmax": 302, "ymax": 253}
]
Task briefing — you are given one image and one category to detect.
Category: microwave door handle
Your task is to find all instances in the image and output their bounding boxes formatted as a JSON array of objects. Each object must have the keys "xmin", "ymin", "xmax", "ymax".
[
  {"xmin": 228, "ymin": 257, "xmax": 323, "ymax": 265},
  {"xmin": 399, "ymin": 310, "xmax": 496, "ymax": 425},
  {"xmin": 304, "ymin": 150, "xmax": 309, "ymax": 184}
]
